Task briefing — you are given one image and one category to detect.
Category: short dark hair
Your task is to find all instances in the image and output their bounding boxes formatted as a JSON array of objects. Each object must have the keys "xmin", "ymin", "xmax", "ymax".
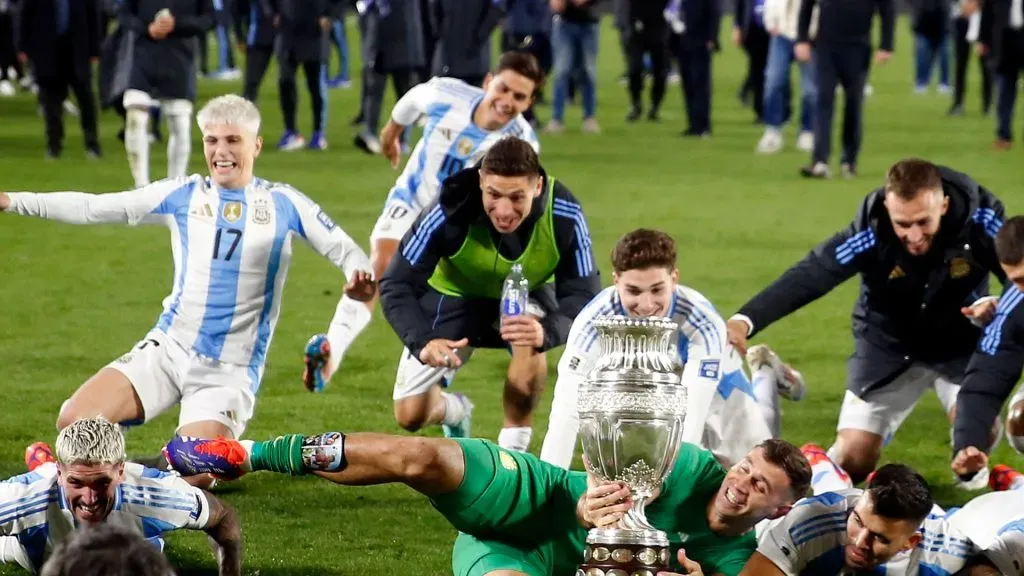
[
  {"xmin": 866, "ymin": 463, "xmax": 933, "ymax": 524},
  {"xmin": 495, "ymin": 51, "xmax": 545, "ymax": 96},
  {"xmin": 885, "ymin": 158, "xmax": 943, "ymax": 201},
  {"xmin": 611, "ymin": 229, "xmax": 677, "ymax": 273},
  {"xmin": 996, "ymin": 215, "xmax": 1024, "ymax": 266},
  {"xmin": 757, "ymin": 439, "xmax": 812, "ymax": 501},
  {"xmin": 40, "ymin": 524, "xmax": 175, "ymax": 576},
  {"xmin": 480, "ymin": 136, "xmax": 541, "ymax": 178}
]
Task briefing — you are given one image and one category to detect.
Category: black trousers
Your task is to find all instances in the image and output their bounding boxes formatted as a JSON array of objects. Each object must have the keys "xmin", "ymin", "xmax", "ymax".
[
  {"xmin": 813, "ymin": 42, "xmax": 870, "ymax": 166},
  {"xmin": 742, "ymin": 25, "xmax": 770, "ymax": 120},
  {"xmin": 672, "ymin": 37, "xmax": 712, "ymax": 134},
  {"xmin": 363, "ymin": 65, "xmax": 417, "ymax": 135},
  {"xmin": 278, "ymin": 52, "xmax": 326, "ymax": 133},
  {"xmin": 0, "ymin": 12, "xmax": 20, "ymax": 81},
  {"xmin": 243, "ymin": 45, "xmax": 274, "ymax": 102},
  {"xmin": 952, "ymin": 17, "xmax": 992, "ymax": 112},
  {"xmin": 38, "ymin": 37, "xmax": 99, "ymax": 154},
  {"xmin": 625, "ymin": 20, "xmax": 670, "ymax": 113}
]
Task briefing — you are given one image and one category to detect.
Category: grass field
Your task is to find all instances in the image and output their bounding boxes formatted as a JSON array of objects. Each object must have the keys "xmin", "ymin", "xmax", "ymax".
[{"xmin": 0, "ymin": 15, "xmax": 1021, "ymax": 575}]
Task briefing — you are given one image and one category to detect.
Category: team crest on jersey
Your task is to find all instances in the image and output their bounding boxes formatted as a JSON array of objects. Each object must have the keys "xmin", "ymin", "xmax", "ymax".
[
  {"xmin": 499, "ymin": 450, "xmax": 518, "ymax": 471},
  {"xmin": 316, "ymin": 208, "xmax": 336, "ymax": 231},
  {"xmin": 457, "ymin": 137, "xmax": 474, "ymax": 156},
  {"xmin": 698, "ymin": 359, "xmax": 720, "ymax": 379},
  {"xmin": 568, "ymin": 356, "xmax": 581, "ymax": 371},
  {"xmin": 222, "ymin": 201, "xmax": 243, "ymax": 223},
  {"xmin": 950, "ymin": 257, "xmax": 971, "ymax": 279},
  {"xmin": 888, "ymin": 265, "xmax": 905, "ymax": 280},
  {"xmin": 251, "ymin": 199, "xmax": 272, "ymax": 225}
]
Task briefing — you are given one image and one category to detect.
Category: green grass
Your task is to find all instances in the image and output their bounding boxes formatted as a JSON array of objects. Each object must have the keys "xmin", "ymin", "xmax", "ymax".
[{"xmin": 0, "ymin": 15, "xmax": 1020, "ymax": 575}]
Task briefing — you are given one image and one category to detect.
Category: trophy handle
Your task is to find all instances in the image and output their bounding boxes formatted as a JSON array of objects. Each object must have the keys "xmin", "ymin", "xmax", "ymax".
[{"xmin": 620, "ymin": 496, "xmax": 657, "ymax": 532}]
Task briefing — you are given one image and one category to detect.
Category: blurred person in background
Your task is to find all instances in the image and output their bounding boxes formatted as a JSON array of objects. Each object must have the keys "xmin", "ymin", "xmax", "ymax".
[
  {"xmin": 546, "ymin": 0, "xmax": 601, "ymax": 134},
  {"xmin": 624, "ymin": 0, "xmax": 670, "ymax": 122},
  {"xmin": 910, "ymin": 0, "xmax": 951, "ymax": 94},
  {"xmin": 733, "ymin": 0, "xmax": 770, "ymax": 123},
  {"xmin": 239, "ymin": 0, "xmax": 277, "ymax": 103},
  {"xmin": 40, "ymin": 524, "xmax": 176, "ymax": 576},
  {"xmin": 502, "ymin": 0, "xmax": 552, "ymax": 125},
  {"xmin": 353, "ymin": 0, "xmax": 425, "ymax": 155},
  {"xmin": 327, "ymin": 4, "xmax": 351, "ymax": 88},
  {"xmin": 948, "ymin": 0, "xmax": 992, "ymax": 116},
  {"xmin": 979, "ymin": 0, "xmax": 1024, "ymax": 149},
  {"xmin": 755, "ymin": 0, "xmax": 817, "ymax": 154},
  {"xmin": 430, "ymin": 0, "xmax": 504, "ymax": 88},
  {"xmin": 17, "ymin": 0, "xmax": 103, "ymax": 159},
  {"xmin": 0, "ymin": 0, "xmax": 22, "ymax": 97},
  {"xmin": 665, "ymin": 0, "xmax": 721, "ymax": 138}
]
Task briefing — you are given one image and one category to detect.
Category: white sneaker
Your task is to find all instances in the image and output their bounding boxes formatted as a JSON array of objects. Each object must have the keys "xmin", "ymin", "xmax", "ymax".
[
  {"xmin": 544, "ymin": 120, "xmax": 564, "ymax": 134},
  {"xmin": 581, "ymin": 118, "xmax": 601, "ymax": 134},
  {"xmin": 0, "ymin": 80, "xmax": 14, "ymax": 97},
  {"xmin": 63, "ymin": 100, "xmax": 79, "ymax": 117},
  {"xmin": 796, "ymin": 131, "xmax": 814, "ymax": 152},
  {"xmin": 864, "ymin": 84, "xmax": 874, "ymax": 97},
  {"xmin": 746, "ymin": 344, "xmax": 805, "ymax": 401},
  {"xmin": 756, "ymin": 129, "xmax": 783, "ymax": 154}
]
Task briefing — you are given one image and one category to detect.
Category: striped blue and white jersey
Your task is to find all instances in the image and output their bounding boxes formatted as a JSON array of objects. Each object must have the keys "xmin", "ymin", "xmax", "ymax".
[
  {"xmin": 8, "ymin": 176, "xmax": 371, "ymax": 374},
  {"xmin": 385, "ymin": 77, "xmax": 540, "ymax": 212},
  {"xmin": 756, "ymin": 489, "xmax": 977, "ymax": 575},
  {"xmin": 561, "ymin": 284, "xmax": 730, "ymax": 447},
  {"xmin": 0, "ymin": 462, "xmax": 209, "ymax": 573},
  {"xmin": 945, "ymin": 490, "xmax": 1024, "ymax": 575}
]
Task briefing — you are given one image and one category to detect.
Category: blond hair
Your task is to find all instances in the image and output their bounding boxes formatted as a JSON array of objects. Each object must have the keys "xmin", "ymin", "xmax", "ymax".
[
  {"xmin": 196, "ymin": 94, "xmax": 261, "ymax": 135},
  {"xmin": 55, "ymin": 417, "xmax": 125, "ymax": 466}
]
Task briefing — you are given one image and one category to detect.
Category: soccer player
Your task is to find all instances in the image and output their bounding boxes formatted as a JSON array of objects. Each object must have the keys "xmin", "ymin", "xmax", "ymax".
[
  {"xmin": 1, "ymin": 418, "xmax": 241, "ymax": 575},
  {"xmin": 302, "ymin": 51, "xmax": 544, "ymax": 392},
  {"xmin": 945, "ymin": 465, "xmax": 1024, "ymax": 576},
  {"xmin": 119, "ymin": 0, "xmax": 214, "ymax": 188},
  {"xmin": 378, "ymin": 136, "xmax": 600, "ymax": 451},
  {"xmin": 952, "ymin": 215, "xmax": 1024, "ymax": 487},
  {"xmin": 0, "ymin": 95, "xmax": 374, "ymax": 488},
  {"xmin": 726, "ymin": 158, "xmax": 1008, "ymax": 485},
  {"xmin": 540, "ymin": 229, "xmax": 805, "ymax": 469},
  {"xmin": 163, "ymin": 433, "xmax": 812, "ymax": 576}
]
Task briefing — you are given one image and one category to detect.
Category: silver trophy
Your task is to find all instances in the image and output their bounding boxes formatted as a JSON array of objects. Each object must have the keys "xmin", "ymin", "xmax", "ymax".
[{"xmin": 576, "ymin": 315, "xmax": 687, "ymax": 576}]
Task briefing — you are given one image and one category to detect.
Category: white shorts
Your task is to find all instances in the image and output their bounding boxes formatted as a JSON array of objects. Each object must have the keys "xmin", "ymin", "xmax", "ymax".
[
  {"xmin": 392, "ymin": 346, "xmax": 477, "ymax": 400},
  {"xmin": 369, "ymin": 198, "xmax": 421, "ymax": 244},
  {"xmin": 122, "ymin": 89, "xmax": 194, "ymax": 116},
  {"xmin": 836, "ymin": 363, "xmax": 959, "ymax": 442},
  {"xmin": 107, "ymin": 330, "xmax": 256, "ymax": 438},
  {"xmin": 702, "ymin": 386, "xmax": 774, "ymax": 467}
]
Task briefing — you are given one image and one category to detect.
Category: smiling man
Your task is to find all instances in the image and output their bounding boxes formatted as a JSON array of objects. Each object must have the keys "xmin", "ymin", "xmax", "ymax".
[
  {"xmin": 540, "ymin": 229, "xmax": 794, "ymax": 471},
  {"xmin": 0, "ymin": 95, "xmax": 374, "ymax": 488},
  {"xmin": 0, "ymin": 418, "xmax": 241, "ymax": 575},
  {"xmin": 377, "ymin": 136, "xmax": 600, "ymax": 451},
  {"xmin": 724, "ymin": 158, "xmax": 1009, "ymax": 488}
]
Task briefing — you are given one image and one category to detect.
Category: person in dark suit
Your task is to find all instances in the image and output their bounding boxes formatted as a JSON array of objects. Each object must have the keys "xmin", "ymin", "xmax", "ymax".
[
  {"xmin": 733, "ymin": 0, "xmax": 770, "ymax": 122},
  {"xmin": 502, "ymin": 0, "xmax": 552, "ymax": 123},
  {"xmin": 239, "ymin": 0, "xmax": 277, "ymax": 102},
  {"xmin": 430, "ymin": 0, "xmax": 504, "ymax": 87},
  {"xmin": 0, "ymin": 0, "xmax": 22, "ymax": 96},
  {"xmin": 624, "ymin": 0, "xmax": 671, "ymax": 122},
  {"xmin": 17, "ymin": 0, "xmax": 103, "ymax": 158},
  {"xmin": 268, "ymin": 0, "xmax": 342, "ymax": 151},
  {"xmin": 666, "ymin": 0, "xmax": 721, "ymax": 137},
  {"xmin": 949, "ymin": 0, "xmax": 992, "ymax": 116},
  {"xmin": 353, "ymin": 0, "xmax": 425, "ymax": 155},
  {"xmin": 979, "ymin": 0, "xmax": 1024, "ymax": 149}
]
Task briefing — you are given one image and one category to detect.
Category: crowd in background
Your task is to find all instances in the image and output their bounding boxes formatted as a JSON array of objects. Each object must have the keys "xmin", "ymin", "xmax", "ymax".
[{"xmin": 0, "ymin": 0, "xmax": 1017, "ymax": 179}]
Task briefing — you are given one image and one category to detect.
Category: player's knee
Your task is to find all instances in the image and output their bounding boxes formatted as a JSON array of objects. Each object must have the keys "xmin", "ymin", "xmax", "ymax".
[
  {"xmin": 832, "ymin": 438, "xmax": 881, "ymax": 483},
  {"xmin": 55, "ymin": 401, "xmax": 76, "ymax": 431},
  {"xmin": 1008, "ymin": 401, "xmax": 1024, "ymax": 439},
  {"xmin": 393, "ymin": 403, "xmax": 428, "ymax": 432}
]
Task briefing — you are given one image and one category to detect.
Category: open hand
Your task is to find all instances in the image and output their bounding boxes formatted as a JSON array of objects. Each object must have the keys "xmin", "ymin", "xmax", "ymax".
[
  {"xmin": 725, "ymin": 319, "xmax": 750, "ymax": 354},
  {"xmin": 962, "ymin": 297, "xmax": 998, "ymax": 326},
  {"xmin": 419, "ymin": 338, "xmax": 469, "ymax": 368},
  {"xmin": 794, "ymin": 42, "xmax": 811, "ymax": 62},
  {"xmin": 657, "ymin": 549, "xmax": 704, "ymax": 575},
  {"xmin": 344, "ymin": 270, "xmax": 377, "ymax": 302},
  {"xmin": 951, "ymin": 446, "xmax": 988, "ymax": 478},
  {"xmin": 380, "ymin": 131, "xmax": 401, "ymax": 169},
  {"xmin": 874, "ymin": 50, "xmax": 892, "ymax": 65}
]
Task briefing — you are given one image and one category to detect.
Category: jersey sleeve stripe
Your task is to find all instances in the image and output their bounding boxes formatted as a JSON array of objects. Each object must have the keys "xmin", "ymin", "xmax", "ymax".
[
  {"xmin": 789, "ymin": 510, "xmax": 848, "ymax": 538},
  {"xmin": 0, "ymin": 496, "xmax": 57, "ymax": 526},
  {"xmin": 402, "ymin": 205, "xmax": 446, "ymax": 265},
  {"xmin": 122, "ymin": 498, "xmax": 197, "ymax": 513},
  {"xmin": 120, "ymin": 487, "xmax": 198, "ymax": 508},
  {"xmin": 972, "ymin": 207, "xmax": 1003, "ymax": 239},
  {"xmin": 792, "ymin": 519, "xmax": 848, "ymax": 546},
  {"xmin": 675, "ymin": 297, "xmax": 721, "ymax": 354},
  {"xmin": 552, "ymin": 200, "xmax": 594, "ymax": 277},
  {"xmin": 980, "ymin": 287, "xmax": 1024, "ymax": 354},
  {"xmin": 835, "ymin": 229, "xmax": 877, "ymax": 264}
]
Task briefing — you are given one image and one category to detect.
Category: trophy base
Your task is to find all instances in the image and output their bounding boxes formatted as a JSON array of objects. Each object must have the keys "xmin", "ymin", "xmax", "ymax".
[{"xmin": 576, "ymin": 529, "xmax": 671, "ymax": 576}]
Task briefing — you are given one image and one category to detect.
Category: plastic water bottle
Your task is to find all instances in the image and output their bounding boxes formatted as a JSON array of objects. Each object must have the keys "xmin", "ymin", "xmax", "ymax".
[{"xmin": 500, "ymin": 263, "xmax": 530, "ymax": 319}]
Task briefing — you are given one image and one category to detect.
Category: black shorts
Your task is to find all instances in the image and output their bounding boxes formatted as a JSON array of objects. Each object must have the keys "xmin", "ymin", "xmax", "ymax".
[{"xmin": 845, "ymin": 335, "xmax": 970, "ymax": 397}]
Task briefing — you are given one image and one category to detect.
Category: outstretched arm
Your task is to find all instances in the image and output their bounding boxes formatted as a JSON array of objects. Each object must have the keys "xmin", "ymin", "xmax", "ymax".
[
  {"xmin": 739, "ymin": 552, "xmax": 788, "ymax": 576},
  {"xmin": 0, "ymin": 178, "xmax": 197, "ymax": 226},
  {"xmin": 201, "ymin": 491, "xmax": 243, "ymax": 576}
]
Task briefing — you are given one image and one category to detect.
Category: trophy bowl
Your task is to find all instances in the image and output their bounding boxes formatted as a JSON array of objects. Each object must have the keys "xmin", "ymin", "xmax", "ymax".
[{"xmin": 575, "ymin": 315, "xmax": 687, "ymax": 576}]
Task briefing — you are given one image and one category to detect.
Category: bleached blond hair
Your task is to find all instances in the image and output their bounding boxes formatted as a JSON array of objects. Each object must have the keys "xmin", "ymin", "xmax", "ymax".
[
  {"xmin": 196, "ymin": 94, "xmax": 261, "ymax": 135},
  {"xmin": 55, "ymin": 417, "xmax": 126, "ymax": 466}
]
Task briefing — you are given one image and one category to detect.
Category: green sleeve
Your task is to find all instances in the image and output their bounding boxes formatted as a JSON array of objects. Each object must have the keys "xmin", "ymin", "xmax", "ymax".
[
  {"xmin": 675, "ymin": 442, "xmax": 727, "ymax": 490},
  {"xmin": 696, "ymin": 534, "xmax": 757, "ymax": 576}
]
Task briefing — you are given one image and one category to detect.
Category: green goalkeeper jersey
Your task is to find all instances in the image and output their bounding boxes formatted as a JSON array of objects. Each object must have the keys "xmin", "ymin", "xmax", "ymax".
[{"xmin": 440, "ymin": 440, "xmax": 756, "ymax": 576}]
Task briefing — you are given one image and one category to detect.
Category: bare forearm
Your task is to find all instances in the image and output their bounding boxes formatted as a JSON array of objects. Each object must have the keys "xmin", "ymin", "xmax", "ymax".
[
  {"xmin": 0, "ymin": 192, "xmax": 9, "ymax": 211},
  {"xmin": 380, "ymin": 119, "xmax": 405, "ymax": 143},
  {"xmin": 204, "ymin": 498, "xmax": 243, "ymax": 576}
]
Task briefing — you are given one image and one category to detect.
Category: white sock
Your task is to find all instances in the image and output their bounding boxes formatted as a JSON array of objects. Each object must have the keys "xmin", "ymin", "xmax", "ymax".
[
  {"xmin": 1012, "ymin": 475, "xmax": 1024, "ymax": 491},
  {"xmin": 440, "ymin": 392, "xmax": 467, "ymax": 427},
  {"xmin": 498, "ymin": 426, "xmax": 533, "ymax": 452},
  {"xmin": 751, "ymin": 366, "xmax": 781, "ymax": 437},
  {"xmin": 125, "ymin": 108, "xmax": 150, "ymax": 187},
  {"xmin": 326, "ymin": 296, "xmax": 373, "ymax": 374},
  {"xmin": 166, "ymin": 111, "xmax": 191, "ymax": 179},
  {"xmin": 239, "ymin": 440, "xmax": 255, "ymax": 472}
]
